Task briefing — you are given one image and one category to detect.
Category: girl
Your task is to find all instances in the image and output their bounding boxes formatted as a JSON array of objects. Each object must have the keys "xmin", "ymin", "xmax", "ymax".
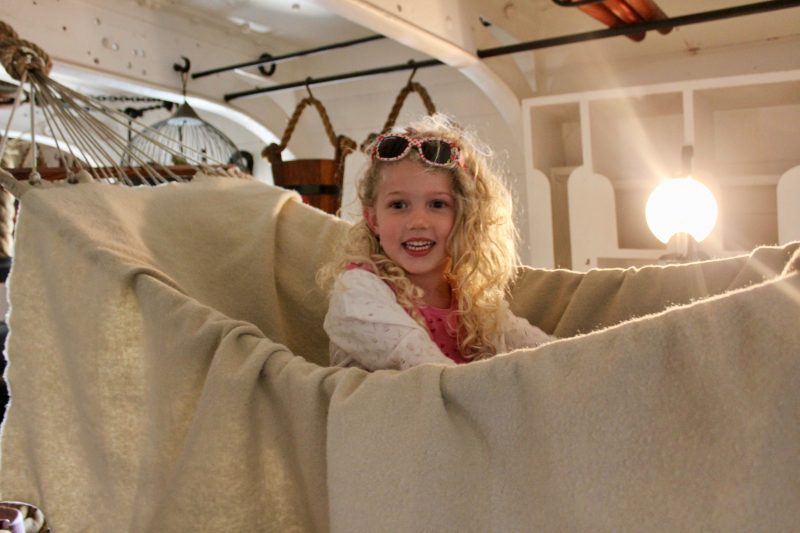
[{"xmin": 319, "ymin": 114, "xmax": 552, "ymax": 371}]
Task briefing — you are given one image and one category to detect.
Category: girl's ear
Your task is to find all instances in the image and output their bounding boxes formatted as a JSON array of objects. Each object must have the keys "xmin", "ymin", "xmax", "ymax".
[{"xmin": 363, "ymin": 207, "xmax": 378, "ymax": 234}]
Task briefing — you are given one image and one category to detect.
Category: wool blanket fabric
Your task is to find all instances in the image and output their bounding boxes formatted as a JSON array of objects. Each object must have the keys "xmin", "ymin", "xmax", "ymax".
[{"xmin": 0, "ymin": 177, "xmax": 798, "ymax": 532}]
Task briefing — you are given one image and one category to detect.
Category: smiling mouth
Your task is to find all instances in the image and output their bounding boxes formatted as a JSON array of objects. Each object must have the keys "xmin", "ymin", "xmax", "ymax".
[{"xmin": 403, "ymin": 240, "xmax": 435, "ymax": 252}]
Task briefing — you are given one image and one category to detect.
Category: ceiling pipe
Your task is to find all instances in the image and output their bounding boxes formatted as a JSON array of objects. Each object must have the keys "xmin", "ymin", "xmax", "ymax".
[
  {"xmin": 478, "ymin": 0, "xmax": 800, "ymax": 58},
  {"xmin": 191, "ymin": 34, "xmax": 386, "ymax": 79},
  {"xmin": 225, "ymin": 0, "xmax": 800, "ymax": 102},
  {"xmin": 576, "ymin": 1, "xmax": 646, "ymax": 41},
  {"xmin": 225, "ymin": 59, "xmax": 442, "ymax": 101},
  {"xmin": 625, "ymin": 0, "xmax": 672, "ymax": 34}
]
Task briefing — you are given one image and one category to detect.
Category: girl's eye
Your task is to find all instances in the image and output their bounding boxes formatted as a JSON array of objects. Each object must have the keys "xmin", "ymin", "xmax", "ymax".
[
  {"xmin": 431, "ymin": 199, "xmax": 448, "ymax": 209},
  {"xmin": 389, "ymin": 200, "xmax": 406, "ymax": 209}
]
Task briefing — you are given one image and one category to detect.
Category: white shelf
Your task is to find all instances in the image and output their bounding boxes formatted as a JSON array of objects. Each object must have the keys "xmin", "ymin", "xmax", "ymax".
[{"xmin": 522, "ymin": 69, "xmax": 800, "ymax": 270}]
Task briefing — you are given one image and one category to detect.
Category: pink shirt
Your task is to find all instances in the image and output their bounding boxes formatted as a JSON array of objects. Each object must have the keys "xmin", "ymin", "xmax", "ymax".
[{"xmin": 418, "ymin": 303, "xmax": 467, "ymax": 365}]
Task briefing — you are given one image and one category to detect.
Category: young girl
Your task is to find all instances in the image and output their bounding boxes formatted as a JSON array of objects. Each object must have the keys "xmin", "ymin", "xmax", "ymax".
[{"xmin": 319, "ymin": 114, "xmax": 552, "ymax": 371}]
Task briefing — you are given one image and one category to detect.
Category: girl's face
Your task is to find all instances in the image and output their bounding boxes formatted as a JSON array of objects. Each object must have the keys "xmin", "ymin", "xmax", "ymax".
[{"xmin": 365, "ymin": 157, "xmax": 456, "ymax": 293}]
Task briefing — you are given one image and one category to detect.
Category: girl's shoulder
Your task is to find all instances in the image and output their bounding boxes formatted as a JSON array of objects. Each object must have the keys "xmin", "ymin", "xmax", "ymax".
[{"xmin": 335, "ymin": 265, "xmax": 391, "ymax": 294}]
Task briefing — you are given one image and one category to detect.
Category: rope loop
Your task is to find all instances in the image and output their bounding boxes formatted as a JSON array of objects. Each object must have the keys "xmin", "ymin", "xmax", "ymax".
[
  {"xmin": 0, "ymin": 22, "xmax": 52, "ymax": 79},
  {"xmin": 273, "ymin": 95, "xmax": 343, "ymax": 153},
  {"xmin": 262, "ymin": 93, "xmax": 356, "ymax": 188},
  {"xmin": 360, "ymin": 80, "xmax": 437, "ymax": 152}
]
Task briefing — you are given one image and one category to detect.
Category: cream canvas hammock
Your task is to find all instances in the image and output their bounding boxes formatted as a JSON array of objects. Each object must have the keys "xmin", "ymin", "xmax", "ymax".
[
  {"xmin": 2, "ymin": 19, "xmax": 800, "ymax": 533},
  {"xmin": 0, "ymin": 176, "xmax": 798, "ymax": 531}
]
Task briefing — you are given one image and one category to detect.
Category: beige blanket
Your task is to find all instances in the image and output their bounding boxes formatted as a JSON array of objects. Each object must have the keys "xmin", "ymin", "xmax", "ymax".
[{"xmin": 1, "ymin": 177, "xmax": 798, "ymax": 531}]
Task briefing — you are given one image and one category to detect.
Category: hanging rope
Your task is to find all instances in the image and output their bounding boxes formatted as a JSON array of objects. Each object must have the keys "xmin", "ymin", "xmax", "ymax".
[
  {"xmin": 360, "ymin": 73, "xmax": 437, "ymax": 153},
  {"xmin": 0, "ymin": 138, "xmax": 24, "ymax": 257},
  {"xmin": 262, "ymin": 82, "xmax": 356, "ymax": 189},
  {"xmin": 271, "ymin": 97, "xmax": 339, "ymax": 154},
  {"xmin": 0, "ymin": 189, "xmax": 13, "ymax": 257}
]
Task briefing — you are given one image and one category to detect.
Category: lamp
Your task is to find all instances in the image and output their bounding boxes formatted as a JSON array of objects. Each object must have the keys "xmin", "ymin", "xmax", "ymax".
[
  {"xmin": 645, "ymin": 146, "xmax": 718, "ymax": 261},
  {"xmin": 124, "ymin": 57, "xmax": 242, "ymax": 169}
]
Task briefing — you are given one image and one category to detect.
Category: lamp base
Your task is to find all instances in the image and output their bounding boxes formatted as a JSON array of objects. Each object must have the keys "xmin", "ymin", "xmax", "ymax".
[{"xmin": 658, "ymin": 233, "xmax": 709, "ymax": 264}]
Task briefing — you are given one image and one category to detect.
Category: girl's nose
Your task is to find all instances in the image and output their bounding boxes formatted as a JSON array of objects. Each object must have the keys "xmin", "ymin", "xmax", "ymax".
[{"xmin": 408, "ymin": 208, "xmax": 430, "ymax": 229}]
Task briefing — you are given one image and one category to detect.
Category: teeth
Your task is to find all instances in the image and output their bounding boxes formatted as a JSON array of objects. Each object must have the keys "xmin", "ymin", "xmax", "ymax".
[{"xmin": 404, "ymin": 240, "xmax": 434, "ymax": 250}]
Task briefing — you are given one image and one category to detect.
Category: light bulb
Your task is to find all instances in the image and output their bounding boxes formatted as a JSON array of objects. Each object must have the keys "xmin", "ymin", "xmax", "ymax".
[{"xmin": 645, "ymin": 177, "xmax": 718, "ymax": 244}]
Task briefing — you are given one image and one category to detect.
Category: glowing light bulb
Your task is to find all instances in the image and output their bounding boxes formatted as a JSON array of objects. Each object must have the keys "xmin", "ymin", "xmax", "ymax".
[{"xmin": 645, "ymin": 177, "xmax": 718, "ymax": 244}]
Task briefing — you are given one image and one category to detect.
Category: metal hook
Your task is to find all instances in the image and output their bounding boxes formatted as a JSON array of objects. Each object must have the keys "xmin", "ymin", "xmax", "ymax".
[
  {"xmin": 406, "ymin": 60, "xmax": 418, "ymax": 86},
  {"xmin": 173, "ymin": 56, "xmax": 191, "ymax": 96},
  {"xmin": 257, "ymin": 52, "xmax": 276, "ymax": 77},
  {"xmin": 173, "ymin": 56, "xmax": 191, "ymax": 73},
  {"xmin": 304, "ymin": 77, "xmax": 315, "ymax": 99}
]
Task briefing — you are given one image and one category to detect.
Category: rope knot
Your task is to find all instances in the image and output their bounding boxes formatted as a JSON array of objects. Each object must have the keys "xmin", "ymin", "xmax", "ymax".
[{"xmin": 0, "ymin": 33, "xmax": 52, "ymax": 80}]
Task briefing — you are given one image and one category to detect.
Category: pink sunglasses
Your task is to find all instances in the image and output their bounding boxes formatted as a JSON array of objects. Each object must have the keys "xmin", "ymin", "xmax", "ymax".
[{"xmin": 371, "ymin": 133, "xmax": 460, "ymax": 167}]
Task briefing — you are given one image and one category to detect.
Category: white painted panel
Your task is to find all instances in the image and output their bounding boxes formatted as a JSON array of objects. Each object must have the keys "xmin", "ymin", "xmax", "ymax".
[
  {"xmin": 777, "ymin": 166, "xmax": 800, "ymax": 244},
  {"xmin": 568, "ymin": 167, "xmax": 617, "ymax": 272},
  {"xmin": 525, "ymin": 169, "xmax": 553, "ymax": 269}
]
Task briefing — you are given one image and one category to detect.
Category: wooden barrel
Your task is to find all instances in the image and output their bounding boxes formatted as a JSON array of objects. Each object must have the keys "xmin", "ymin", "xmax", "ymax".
[
  {"xmin": 263, "ymin": 94, "xmax": 355, "ymax": 216},
  {"xmin": 271, "ymin": 158, "xmax": 340, "ymax": 214}
]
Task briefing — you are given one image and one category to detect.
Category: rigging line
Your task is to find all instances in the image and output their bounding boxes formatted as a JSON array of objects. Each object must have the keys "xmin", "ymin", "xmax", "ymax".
[
  {"xmin": 44, "ymin": 81, "xmax": 114, "ymax": 165},
  {"xmin": 38, "ymin": 79, "xmax": 169, "ymax": 183},
  {"xmin": 224, "ymin": 0, "xmax": 800, "ymax": 102},
  {"xmin": 192, "ymin": 34, "xmax": 386, "ymax": 79},
  {"xmin": 29, "ymin": 80, "xmax": 38, "ymax": 175},
  {"xmin": 0, "ymin": 70, "xmax": 28, "ymax": 163},
  {"xmin": 35, "ymin": 77, "xmax": 87, "ymax": 171},
  {"xmin": 38, "ymin": 75, "xmax": 117, "ymax": 173},
  {"xmin": 57, "ymin": 80, "xmax": 223, "ymax": 169}
]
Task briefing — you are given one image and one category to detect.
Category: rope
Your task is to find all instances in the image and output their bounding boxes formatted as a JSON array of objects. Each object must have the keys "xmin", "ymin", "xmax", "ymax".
[
  {"xmin": 263, "ymin": 95, "xmax": 355, "ymax": 167},
  {"xmin": 0, "ymin": 189, "xmax": 14, "ymax": 257},
  {"xmin": 0, "ymin": 20, "xmax": 18, "ymax": 41},
  {"xmin": 262, "ymin": 94, "xmax": 356, "ymax": 194},
  {"xmin": 0, "ymin": 20, "xmax": 52, "ymax": 80},
  {"xmin": 0, "ymin": 118, "xmax": 16, "ymax": 253},
  {"xmin": 360, "ymin": 81, "xmax": 437, "ymax": 152},
  {"xmin": 279, "ymin": 96, "xmax": 338, "ymax": 151}
]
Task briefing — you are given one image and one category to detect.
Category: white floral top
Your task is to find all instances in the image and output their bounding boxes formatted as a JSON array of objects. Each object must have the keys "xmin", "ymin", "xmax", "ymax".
[{"xmin": 323, "ymin": 269, "xmax": 554, "ymax": 371}]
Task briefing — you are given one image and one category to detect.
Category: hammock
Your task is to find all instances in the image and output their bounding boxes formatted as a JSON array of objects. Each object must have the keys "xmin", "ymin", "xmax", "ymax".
[
  {"xmin": 0, "ymin": 20, "xmax": 239, "ymax": 188},
  {"xmin": 0, "ymin": 176, "xmax": 798, "ymax": 531}
]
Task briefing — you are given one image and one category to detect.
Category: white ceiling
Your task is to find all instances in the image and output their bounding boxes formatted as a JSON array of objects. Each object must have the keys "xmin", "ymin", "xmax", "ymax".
[
  {"xmin": 161, "ymin": 0, "xmax": 800, "ymax": 63},
  {"xmin": 138, "ymin": 0, "xmax": 800, "ymax": 107},
  {"xmin": 154, "ymin": 0, "xmax": 373, "ymax": 51}
]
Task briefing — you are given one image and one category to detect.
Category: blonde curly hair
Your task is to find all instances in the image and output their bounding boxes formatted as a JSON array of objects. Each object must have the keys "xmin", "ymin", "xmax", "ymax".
[{"xmin": 318, "ymin": 114, "xmax": 519, "ymax": 360}]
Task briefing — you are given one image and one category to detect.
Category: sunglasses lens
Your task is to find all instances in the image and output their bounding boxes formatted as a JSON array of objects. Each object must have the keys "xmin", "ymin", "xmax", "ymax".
[
  {"xmin": 420, "ymin": 140, "xmax": 453, "ymax": 165},
  {"xmin": 376, "ymin": 136, "xmax": 410, "ymax": 159}
]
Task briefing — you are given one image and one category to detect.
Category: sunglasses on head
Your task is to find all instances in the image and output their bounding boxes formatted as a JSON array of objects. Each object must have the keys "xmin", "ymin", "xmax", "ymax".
[{"xmin": 371, "ymin": 133, "xmax": 460, "ymax": 167}]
